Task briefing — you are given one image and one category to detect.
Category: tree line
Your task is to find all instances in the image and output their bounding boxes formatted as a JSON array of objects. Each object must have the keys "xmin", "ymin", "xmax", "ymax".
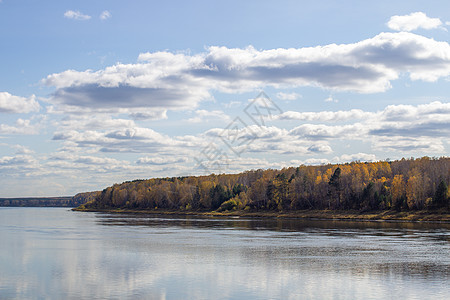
[
  {"xmin": 80, "ymin": 156, "xmax": 449, "ymax": 212},
  {"xmin": 0, "ymin": 197, "xmax": 79, "ymax": 207}
]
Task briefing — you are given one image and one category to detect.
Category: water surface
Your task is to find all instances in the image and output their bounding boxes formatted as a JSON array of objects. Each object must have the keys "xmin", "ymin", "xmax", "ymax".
[{"xmin": 0, "ymin": 207, "xmax": 449, "ymax": 299}]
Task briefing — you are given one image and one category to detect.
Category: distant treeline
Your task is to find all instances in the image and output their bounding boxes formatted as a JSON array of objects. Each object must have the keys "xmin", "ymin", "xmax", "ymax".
[
  {"xmin": 0, "ymin": 191, "xmax": 98, "ymax": 207},
  {"xmin": 0, "ymin": 197, "xmax": 78, "ymax": 207},
  {"xmin": 79, "ymin": 157, "xmax": 449, "ymax": 212}
]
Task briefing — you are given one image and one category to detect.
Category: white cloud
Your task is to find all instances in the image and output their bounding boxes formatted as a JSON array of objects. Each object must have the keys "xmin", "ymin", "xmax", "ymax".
[
  {"xmin": 0, "ymin": 118, "xmax": 40, "ymax": 135},
  {"xmin": 295, "ymin": 153, "xmax": 377, "ymax": 166},
  {"xmin": 302, "ymin": 158, "xmax": 330, "ymax": 165},
  {"xmin": 130, "ymin": 110, "xmax": 167, "ymax": 120},
  {"xmin": 0, "ymin": 155, "xmax": 37, "ymax": 167},
  {"xmin": 280, "ymin": 101, "xmax": 450, "ymax": 153},
  {"xmin": 202, "ymin": 101, "xmax": 449, "ymax": 158},
  {"xmin": 371, "ymin": 136, "xmax": 445, "ymax": 153},
  {"xmin": 387, "ymin": 12, "xmax": 442, "ymax": 32},
  {"xmin": 277, "ymin": 109, "xmax": 372, "ymax": 122},
  {"xmin": 0, "ymin": 143, "xmax": 35, "ymax": 155},
  {"xmin": 136, "ymin": 156, "xmax": 188, "ymax": 165},
  {"xmin": 206, "ymin": 125, "xmax": 333, "ymax": 155},
  {"xmin": 36, "ymin": 98, "xmax": 449, "ymax": 188},
  {"xmin": 0, "ymin": 92, "xmax": 40, "ymax": 113},
  {"xmin": 48, "ymin": 152, "xmax": 132, "ymax": 172},
  {"xmin": 51, "ymin": 125, "xmax": 203, "ymax": 156},
  {"xmin": 105, "ymin": 127, "xmax": 170, "ymax": 141},
  {"xmin": 12, "ymin": 145, "xmax": 34, "ymax": 155},
  {"xmin": 371, "ymin": 101, "xmax": 450, "ymax": 138},
  {"xmin": 44, "ymin": 54, "xmax": 211, "ymax": 113},
  {"xmin": 276, "ymin": 92, "xmax": 301, "ymax": 101},
  {"xmin": 43, "ymin": 32, "xmax": 450, "ymax": 115},
  {"xmin": 324, "ymin": 95, "xmax": 338, "ymax": 103},
  {"xmin": 54, "ymin": 115, "xmax": 137, "ymax": 131},
  {"xmin": 223, "ymin": 101, "xmax": 241, "ymax": 108},
  {"xmin": 289, "ymin": 124, "xmax": 363, "ymax": 140},
  {"xmin": 332, "ymin": 153, "xmax": 377, "ymax": 163},
  {"xmin": 64, "ymin": 10, "xmax": 91, "ymax": 21},
  {"xmin": 196, "ymin": 156, "xmax": 279, "ymax": 174},
  {"xmin": 100, "ymin": 10, "xmax": 111, "ymax": 20},
  {"xmin": 75, "ymin": 155, "xmax": 123, "ymax": 166},
  {"xmin": 187, "ymin": 110, "xmax": 230, "ymax": 123}
]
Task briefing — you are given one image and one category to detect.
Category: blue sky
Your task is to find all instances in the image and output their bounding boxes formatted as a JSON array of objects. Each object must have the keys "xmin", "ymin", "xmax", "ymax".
[{"xmin": 1, "ymin": 0, "xmax": 450, "ymax": 197}]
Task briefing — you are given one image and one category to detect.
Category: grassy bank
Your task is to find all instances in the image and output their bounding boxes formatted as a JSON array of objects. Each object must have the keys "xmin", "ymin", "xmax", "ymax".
[{"xmin": 72, "ymin": 207, "xmax": 450, "ymax": 223}]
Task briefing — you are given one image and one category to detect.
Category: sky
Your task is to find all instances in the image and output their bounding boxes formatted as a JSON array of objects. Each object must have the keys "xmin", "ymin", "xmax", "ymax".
[{"xmin": 1, "ymin": 0, "xmax": 450, "ymax": 197}]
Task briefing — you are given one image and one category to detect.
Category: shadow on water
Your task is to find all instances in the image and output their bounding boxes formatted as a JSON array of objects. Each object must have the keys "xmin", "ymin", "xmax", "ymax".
[{"xmin": 95, "ymin": 212, "xmax": 450, "ymax": 232}]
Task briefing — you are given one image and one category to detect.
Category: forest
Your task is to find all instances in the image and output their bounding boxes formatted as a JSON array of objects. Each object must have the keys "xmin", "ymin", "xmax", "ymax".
[
  {"xmin": 79, "ymin": 157, "xmax": 449, "ymax": 212},
  {"xmin": 0, "ymin": 196, "xmax": 80, "ymax": 207}
]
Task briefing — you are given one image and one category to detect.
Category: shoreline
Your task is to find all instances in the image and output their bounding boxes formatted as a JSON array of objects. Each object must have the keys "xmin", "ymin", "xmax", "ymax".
[{"xmin": 72, "ymin": 208, "xmax": 450, "ymax": 223}]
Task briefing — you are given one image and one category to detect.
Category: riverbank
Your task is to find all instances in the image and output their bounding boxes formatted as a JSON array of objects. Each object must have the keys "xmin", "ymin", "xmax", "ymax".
[{"xmin": 72, "ymin": 207, "xmax": 450, "ymax": 223}]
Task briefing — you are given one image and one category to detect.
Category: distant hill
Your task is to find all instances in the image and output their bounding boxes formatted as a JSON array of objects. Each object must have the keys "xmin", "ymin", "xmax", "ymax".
[{"xmin": 0, "ymin": 191, "xmax": 99, "ymax": 207}]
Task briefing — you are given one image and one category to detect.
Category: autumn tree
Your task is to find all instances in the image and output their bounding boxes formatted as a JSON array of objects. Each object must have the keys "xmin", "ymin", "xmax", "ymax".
[{"xmin": 391, "ymin": 175, "xmax": 406, "ymax": 211}]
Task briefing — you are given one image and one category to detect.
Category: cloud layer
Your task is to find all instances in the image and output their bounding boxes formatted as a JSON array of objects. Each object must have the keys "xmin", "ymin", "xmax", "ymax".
[{"xmin": 43, "ymin": 32, "xmax": 450, "ymax": 115}]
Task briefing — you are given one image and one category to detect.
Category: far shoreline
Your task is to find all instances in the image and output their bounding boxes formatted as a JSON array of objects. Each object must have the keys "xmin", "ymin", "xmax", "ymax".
[{"xmin": 71, "ymin": 208, "xmax": 450, "ymax": 223}]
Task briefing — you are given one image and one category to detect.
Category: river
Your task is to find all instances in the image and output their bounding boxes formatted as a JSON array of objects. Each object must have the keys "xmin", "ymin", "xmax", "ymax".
[{"xmin": 0, "ymin": 207, "xmax": 449, "ymax": 299}]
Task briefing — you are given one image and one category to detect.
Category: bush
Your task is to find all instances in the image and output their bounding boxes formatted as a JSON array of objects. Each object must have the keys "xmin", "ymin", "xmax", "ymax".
[{"xmin": 218, "ymin": 199, "xmax": 238, "ymax": 211}]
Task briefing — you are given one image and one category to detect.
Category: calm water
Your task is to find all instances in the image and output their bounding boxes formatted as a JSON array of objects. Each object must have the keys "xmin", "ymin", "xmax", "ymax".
[{"xmin": 0, "ymin": 208, "xmax": 449, "ymax": 300}]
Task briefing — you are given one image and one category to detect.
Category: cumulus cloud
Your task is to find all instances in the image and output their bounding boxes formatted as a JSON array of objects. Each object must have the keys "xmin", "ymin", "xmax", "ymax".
[
  {"xmin": 136, "ymin": 156, "xmax": 188, "ymax": 165},
  {"xmin": 372, "ymin": 136, "xmax": 445, "ymax": 152},
  {"xmin": 333, "ymin": 153, "xmax": 377, "ymax": 163},
  {"xmin": 289, "ymin": 124, "xmax": 363, "ymax": 140},
  {"xmin": 43, "ymin": 32, "xmax": 450, "ymax": 115},
  {"xmin": 64, "ymin": 10, "xmax": 91, "ymax": 21},
  {"xmin": 0, "ymin": 155, "xmax": 36, "ymax": 167},
  {"xmin": 0, "ymin": 118, "xmax": 40, "ymax": 135},
  {"xmin": 278, "ymin": 101, "xmax": 449, "ymax": 153},
  {"xmin": 48, "ymin": 152, "xmax": 133, "ymax": 173},
  {"xmin": 0, "ymin": 92, "xmax": 40, "ymax": 113},
  {"xmin": 129, "ymin": 110, "xmax": 167, "ymax": 120},
  {"xmin": 206, "ymin": 125, "xmax": 333, "ymax": 155},
  {"xmin": 195, "ymin": 155, "xmax": 281, "ymax": 174},
  {"xmin": 371, "ymin": 101, "xmax": 450, "ymax": 138},
  {"xmin": 100, "ymin": 10, "xmax": 111, "ymax": 20},
  {"xmin": 38, "ymin": 98, "xmax": 450, "ymax": 191},
  {"xmin": 12, "ymin": 145, "xmax": 34, "ymax": 155},
  {"xmin": 47, "ymin": 99, "xmax": 448, "ymax": 179},
  {"xmin": 53, "ymin": 115, "xmax": 137, "ymax": 132},
  {"xmin": 276, "ymin": 92, "xmax": 301, "ymax": 101},
  {"xmin": 301, "ymin": 158, "xmax": 330, "ymax": 165},
  {"xmin": 324, "ymin": 95, "xmax": 338, "ymax": 103},
  {"xmin": 290, "ymin": 152, "xmax": 377, "ymax": 165},
  {"xmin": 44, "ymin": 54, "xmax": 211, "ymax": 114},
  {"xmin": 387, "ymin": 12, "xmax": 443, "ymax": 32},
  {"xmin": 51, "ymin": 125, "xmax": 203, "ymax": 155},
  {"xmin": 190, "ymin": 101, "xmax": 449, "ymax": 159},
  {"xmin": 187, "ymin": 110, "xmax": 230, "ymax": 123},
  {"xmin": 277, "ymin": 109, "xmax": 372, "ymax": 122}
]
